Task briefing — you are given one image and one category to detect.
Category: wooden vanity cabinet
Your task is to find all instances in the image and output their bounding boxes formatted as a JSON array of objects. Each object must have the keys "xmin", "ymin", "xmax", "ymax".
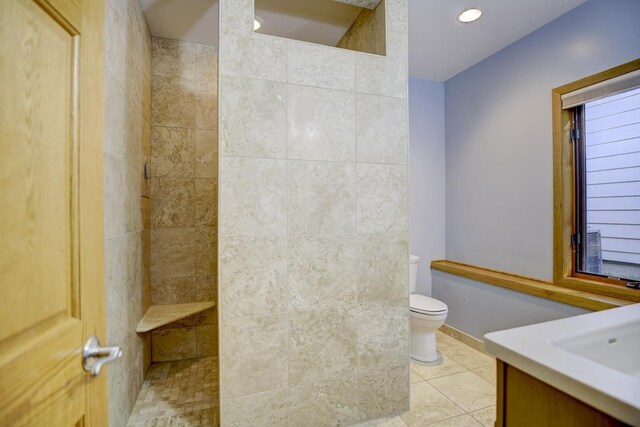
[{"xmin": 495, "ymin": 360, "xmax": 629, "ymax": 426}]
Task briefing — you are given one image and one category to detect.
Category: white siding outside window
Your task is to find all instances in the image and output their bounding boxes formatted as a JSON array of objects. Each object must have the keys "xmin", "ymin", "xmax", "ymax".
[{"xmin": 585, "ymin": 87, "xmax": 640, "ymax": 266}]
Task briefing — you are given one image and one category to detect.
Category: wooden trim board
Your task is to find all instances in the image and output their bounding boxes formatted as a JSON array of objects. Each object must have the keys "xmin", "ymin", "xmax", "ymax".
[
  {"xmin": 431, "ymin": 259, "xmax": 629, "ymax": 311},
  {"xmin": 439, "ymin": 324, "xmax": 490, "ymax": 356}
]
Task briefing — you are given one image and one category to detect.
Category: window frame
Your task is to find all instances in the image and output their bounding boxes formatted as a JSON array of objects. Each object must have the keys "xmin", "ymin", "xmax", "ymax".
[{"xmin": 552, "ymin": 58, "xmax": 640, "ymax": 303}]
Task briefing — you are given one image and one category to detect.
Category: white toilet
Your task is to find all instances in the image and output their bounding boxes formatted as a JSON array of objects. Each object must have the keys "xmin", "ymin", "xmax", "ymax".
[{"xmin": 409, "ymin": 255, "xmax": 448, "ymax": 362}]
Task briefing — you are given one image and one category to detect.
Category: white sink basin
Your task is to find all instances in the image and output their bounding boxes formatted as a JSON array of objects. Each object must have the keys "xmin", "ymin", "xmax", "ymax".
[
  {"xmin": 552, "ymin": 319, "xmax": 640, "ymax": 378},
  {"xmin": 485, "ymin": 303, "xmax": 640, "ymax": 426}
]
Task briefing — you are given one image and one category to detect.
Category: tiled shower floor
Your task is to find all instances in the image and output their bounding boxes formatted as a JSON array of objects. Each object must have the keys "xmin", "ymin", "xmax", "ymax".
[
  {"xmin": 127, "ymin": 357, "xmax": 218, "ymax": 427},
  {"xmin": 126, "ymin": 332, "xmax": 495, "ymax": 426}
]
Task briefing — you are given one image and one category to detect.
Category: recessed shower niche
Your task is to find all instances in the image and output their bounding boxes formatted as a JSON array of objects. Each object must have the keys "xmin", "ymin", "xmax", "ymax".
[{"xmin": 254, "ymin": 0, "xmax": 387, "ymax": 55}]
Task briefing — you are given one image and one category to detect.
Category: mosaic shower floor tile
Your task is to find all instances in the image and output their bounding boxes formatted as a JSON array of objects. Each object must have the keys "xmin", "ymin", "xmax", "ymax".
[{"xmin": 127, "ymin": 357, "xmax": 218, "ymax": 427}]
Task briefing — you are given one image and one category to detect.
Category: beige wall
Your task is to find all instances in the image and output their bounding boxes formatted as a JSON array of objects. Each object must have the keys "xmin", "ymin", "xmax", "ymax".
[
  {"xmin": 337, "ymin": 0, "xmax": 386, "ymax": 56},
  {"xmin": 149, "ymin": 37, "xmax": 218, "ymax": 362},
  {"xmin": 218, "ymin": 0, "xmax": 409, "ymax": 424},
  {"xmin": 103, "ymin": 0, "xmax": 152, "ymax": 425}
]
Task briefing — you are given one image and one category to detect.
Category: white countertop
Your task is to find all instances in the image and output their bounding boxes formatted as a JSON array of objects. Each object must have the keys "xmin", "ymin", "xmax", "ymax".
[{"xmin": 484, "ymin": 303, "xmax": 640, "ymax": 426}]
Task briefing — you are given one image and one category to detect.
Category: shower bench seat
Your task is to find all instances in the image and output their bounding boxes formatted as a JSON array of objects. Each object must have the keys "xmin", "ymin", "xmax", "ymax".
[{"xmin": 136, "ymin": 302, "xmax": 216, "ymax": 333}]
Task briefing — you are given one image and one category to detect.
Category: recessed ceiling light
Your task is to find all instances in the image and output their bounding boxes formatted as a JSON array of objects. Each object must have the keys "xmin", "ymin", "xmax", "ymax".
[
  {"xmin": 457, "ymin": 8, "xmax": 482, "ymax": 23},
  {"xmin": 254, "ymin": 16, "xmax": 264, "ymax": 31}
]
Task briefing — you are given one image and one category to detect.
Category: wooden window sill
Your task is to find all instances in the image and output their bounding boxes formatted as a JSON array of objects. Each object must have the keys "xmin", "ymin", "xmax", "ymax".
[{"xmin": 431, "ymin": 260, "xmax": 631, "ymax": 311}]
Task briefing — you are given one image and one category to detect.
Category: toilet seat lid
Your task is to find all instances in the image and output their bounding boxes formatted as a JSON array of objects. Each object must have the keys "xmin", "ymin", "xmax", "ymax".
[{"xmin": 410, "ymin": 294, "xmax": 448, "ymax": 313}]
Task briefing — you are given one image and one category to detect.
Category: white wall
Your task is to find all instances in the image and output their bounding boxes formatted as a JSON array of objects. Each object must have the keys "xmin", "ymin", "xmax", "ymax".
[
  {"xmin": 429, "ymin": 0, "xmax": 640, "ymax": 338},
  {"xmin": 409, "ymin": 78, "xmax": 445, "ymax": 296},
  {"xmin": 444, "ymin": 0, "xmax": 640, "ymax": 279},
  {"xmin": 432, "ymin": 271, "xmax": 590, "ymax": 340}
]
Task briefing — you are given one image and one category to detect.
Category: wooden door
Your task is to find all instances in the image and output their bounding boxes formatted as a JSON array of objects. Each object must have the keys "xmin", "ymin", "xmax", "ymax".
[{"xmin": 0, "ymin": 0, "xmax": 107, "ymax": 425}]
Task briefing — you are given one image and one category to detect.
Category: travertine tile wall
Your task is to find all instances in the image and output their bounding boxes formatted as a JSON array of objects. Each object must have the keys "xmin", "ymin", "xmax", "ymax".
[
  {"xmin": 218, "ymin": 0, "xmax": 409, "ymax": 424},
  {"xmin": 149, "ymin": 37, "xmax": 218, "ymax": 362},
  {"xmin": 103, "ymin": 0, "xmax": 152, "ymax": 425}
]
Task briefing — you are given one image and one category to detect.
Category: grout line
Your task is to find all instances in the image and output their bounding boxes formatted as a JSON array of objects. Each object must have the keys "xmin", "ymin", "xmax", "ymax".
[
  {"xmin": 218, "ymin": 71, "xmax": 407, "ymax": 101},
  {"xmin": 219, "ymin": 151, "xmax": 408, "ymax": 167},
  {"xmin": 284, "ymin": 38, "xmax": 292, "ymax": 427},
  {"xmin": 354, "ymin": 62, "xmax": 362, "ymax": 416},
  {"xmin": 218, "ymin": 230, "xmax": 408, "ymax": 239}
]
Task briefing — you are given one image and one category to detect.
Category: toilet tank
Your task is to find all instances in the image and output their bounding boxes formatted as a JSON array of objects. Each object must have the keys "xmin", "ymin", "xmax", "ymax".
[{"xmin": 409, "ymin": 255, "xmax": 420, "ymax": 293}]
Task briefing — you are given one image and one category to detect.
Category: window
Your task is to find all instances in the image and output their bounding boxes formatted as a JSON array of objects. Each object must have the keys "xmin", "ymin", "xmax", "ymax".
[{"xmin": 553, "ymin": 59, "xmax": 640, "ymax": 302}]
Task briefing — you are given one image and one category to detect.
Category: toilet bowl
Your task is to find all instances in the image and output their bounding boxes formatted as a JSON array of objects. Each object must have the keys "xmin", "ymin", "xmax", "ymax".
[{"xmin": 409, "ymin": 255, "xmax": 448, "ymax": 362}]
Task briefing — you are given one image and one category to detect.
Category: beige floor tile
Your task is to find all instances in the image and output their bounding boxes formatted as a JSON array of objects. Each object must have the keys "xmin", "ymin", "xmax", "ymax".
[
  {"xmin": 411, "ymin": 355, "xmax": 466, "ymax": 380},
  {"xmin": 435, "ymin": 331, "xmax": 457, "ymax": 344},
  {"xmin": 435, "ymin": 331, "xmax": 471, "ymax": 350},
  {"xmin": 410, "ymin": 368, "xmax": 424, "ymax": 383},
  {"xmin": 469, "ymin": 406, "xmax": 497, "ymax": 427},
  {"xmin": 437, "ymin": 339, "xmax": 494, "ymax": 370},
  {"xmin": 401, "ymin": 382, "xmax": 465, "ymax": 426},
  {"xmin": 428, "ymin": 414, "xmax": 484, "ymax": 426},
  {"xmin": 428, "ymin": 371, "xmax": 496, "ymax": 412},
  {"xmin": 470, "ymin": 363, "xmax": 497, "ymax": 386},
  {"xmin": 125, "ymin": 326, "xmax": 497, "ymax": 426}
]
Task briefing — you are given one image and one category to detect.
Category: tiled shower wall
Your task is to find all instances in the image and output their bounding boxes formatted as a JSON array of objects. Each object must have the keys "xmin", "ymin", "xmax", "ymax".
[
  {"xmin": 149, "ymin": 37, "xmax": 218, "ymax": 362},
  {"xmin": 218, "ymin": 0, "xmax": 410, "ymax": 424},
  {"xmin": 103, "ymin": 0, "xmax": 152, "ymax": 425}
]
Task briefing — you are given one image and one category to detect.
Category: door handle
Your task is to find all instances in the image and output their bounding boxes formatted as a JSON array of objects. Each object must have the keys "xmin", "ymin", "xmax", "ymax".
[{"xmin": 82, "ymin": 336, "xmax": 122, "ymax": 376}]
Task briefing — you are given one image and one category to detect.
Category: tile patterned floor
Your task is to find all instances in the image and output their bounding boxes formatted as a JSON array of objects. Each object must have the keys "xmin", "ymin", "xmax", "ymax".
[
  {"xmin": 357, "ymin": 331, "xmax": 497, "ymax": 427},
  {"xmin": 127, "ymin": 332, "xmax": 494, "ymax": 427},
  {"xmin": 127, "ymin": 357, "xmax": 218, "ymax": 427}
]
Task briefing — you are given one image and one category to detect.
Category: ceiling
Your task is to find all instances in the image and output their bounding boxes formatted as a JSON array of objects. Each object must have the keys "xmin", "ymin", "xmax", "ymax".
[
  {"xmin": 409, "ymin": 0, "xmax": 587, "ymax": 81},
  {"xmin": 139, "ymin": 0, "xmax": 588, "ymax": 81},
  {"xmin": 139, "ymin": 0, "xmax": 219, "ymax": 45}
]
